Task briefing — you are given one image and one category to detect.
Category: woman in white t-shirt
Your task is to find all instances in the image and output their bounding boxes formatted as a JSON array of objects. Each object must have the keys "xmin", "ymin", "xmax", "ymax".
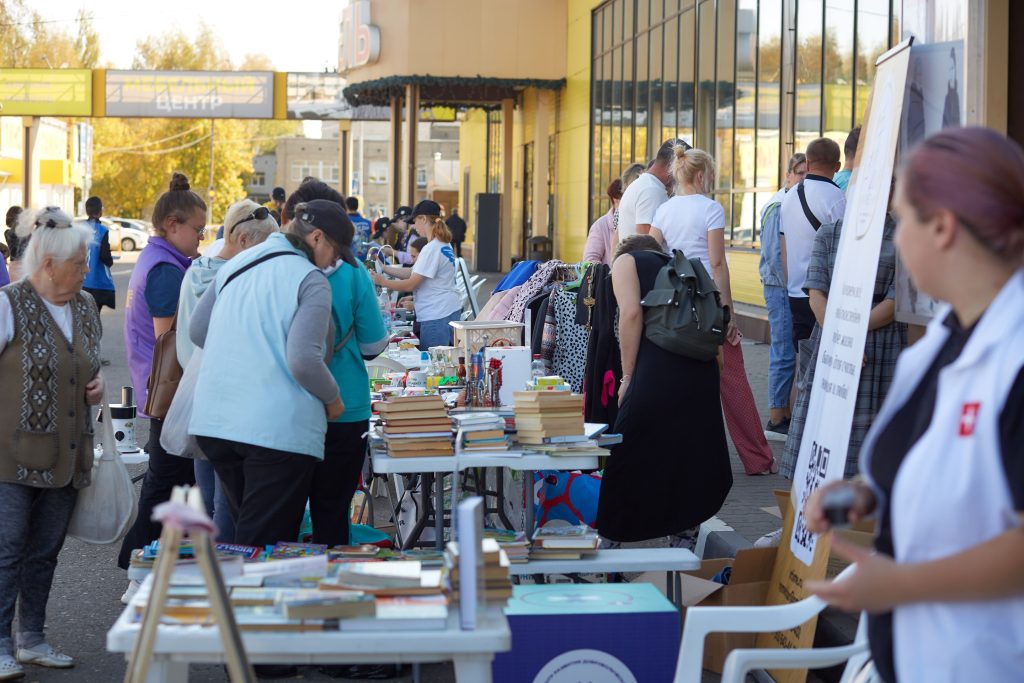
[
  {"xmin": 650, "ymin": 147, "xmax": 777, "ymax": 475},
  {"xmin": 372, "ymin": 201, "xmax": 462, "ymax": 350}
]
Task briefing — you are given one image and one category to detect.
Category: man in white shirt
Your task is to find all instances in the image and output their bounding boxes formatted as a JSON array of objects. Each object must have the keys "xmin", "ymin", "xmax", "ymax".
[
  {"xmin": 780, "ymin": 137, "xmax": 845, "ymax": 345},
  {"xmin": 616, "ymin": 138, "xmax": 690, "ymax": 243}
]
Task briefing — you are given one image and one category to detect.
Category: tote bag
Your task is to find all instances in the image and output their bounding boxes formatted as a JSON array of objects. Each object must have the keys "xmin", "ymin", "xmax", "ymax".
[
  {"xmin": 160, "ymin": 348, "xmax": 204, "ymax": 459},
  {"xmin": 67, "ymin": 400, "xmax": 139, "ymax": 544}
]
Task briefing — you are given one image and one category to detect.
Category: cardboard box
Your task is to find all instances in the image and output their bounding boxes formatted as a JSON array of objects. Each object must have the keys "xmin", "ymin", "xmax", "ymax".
[
  {"xmin": 674, "ymin": 547, "xmax": 777, "ymax": 673},
  {"xmin": 770, "ymin": 489, "xmax": 876, "ymax": 580}
]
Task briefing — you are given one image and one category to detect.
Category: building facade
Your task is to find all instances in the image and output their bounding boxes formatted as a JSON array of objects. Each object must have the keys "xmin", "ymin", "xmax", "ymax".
[
  {"xmin": 340, "ymin": 0, "xmax": 1018, "ymax": 297},
  {"xmin": 0, "ymin": 117, "xmax": 85, "ymax": 219},
  {"xmin": 246, "ymin": 153, "xmax": 277, "ymax": 204}
]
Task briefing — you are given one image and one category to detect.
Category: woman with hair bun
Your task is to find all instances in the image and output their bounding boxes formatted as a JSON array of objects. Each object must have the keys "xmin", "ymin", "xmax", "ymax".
[
  {"xmin": 117, "ymin": 172, "xmax": 206, "ymax": 597},
  {"xmin": 805, "ymin": 127, "xmax": 1024, "ymax": 683},
  {"xmin": 650, "ymin": 146, "xmax": 777, "ymax": 476},
  {"xmin": 583, "ymin": 178, "xmax": 624, "ymax": 266}
]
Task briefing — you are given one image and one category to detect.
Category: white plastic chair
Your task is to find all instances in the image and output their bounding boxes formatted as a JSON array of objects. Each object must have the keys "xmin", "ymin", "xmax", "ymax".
[
  {"xmin": 365, "ymin": 356, "xmax": 407, "ymax": 380},
  {"xmin": 674, "ymin": 564, "xmax": 874, "ymax": 683},
  {"xmin": 454, "ymin": 257, "xmax": 480, "ymax": 318}
]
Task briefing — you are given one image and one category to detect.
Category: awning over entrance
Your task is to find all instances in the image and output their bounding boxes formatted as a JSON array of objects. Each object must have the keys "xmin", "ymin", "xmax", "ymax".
[{"xmin": 343, "ymin": 75, "xmax": 565, "ymax": 109}]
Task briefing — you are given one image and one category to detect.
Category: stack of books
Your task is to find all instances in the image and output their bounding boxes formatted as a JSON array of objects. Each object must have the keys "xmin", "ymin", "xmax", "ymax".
[
  {"xmin": 453, "ymin": 412, "xmax": 510, "ymax": 452},
  {"xmin": 484, "ymin": 528, "xmax": 530, "ymax": 564},
  {"xmin": 530, "ymin": 524, "xmax": 601, "ymax": 560},
  {"xmin": 513, "ymin": 391, "xmax": 585, "ymax": 445},
  {"xmin": 268, "ymin": 542, "xmax": 328, "ymax": 560},
  {"xmin": 378, "ymin": 395, "xmax": 453, "ymax": 457},
  {"xmin": 445, "ymin": 538, "xmax": 512, "ymax": 603},
  {"xmin": 320, "ymin": 560, "xmax": 445, "ymax": 597}
]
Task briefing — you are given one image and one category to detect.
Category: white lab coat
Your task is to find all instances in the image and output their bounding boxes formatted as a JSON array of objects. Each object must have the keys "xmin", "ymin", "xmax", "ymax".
[{"xmin": 861, "ymin": 269, "xmax": 1024, "ymax": 683}]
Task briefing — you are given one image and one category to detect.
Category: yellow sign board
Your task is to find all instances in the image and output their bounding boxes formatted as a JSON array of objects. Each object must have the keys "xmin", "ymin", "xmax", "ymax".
[{"xmin": 0, "ymin": 69, "xmax": 92, "ymax": 116}]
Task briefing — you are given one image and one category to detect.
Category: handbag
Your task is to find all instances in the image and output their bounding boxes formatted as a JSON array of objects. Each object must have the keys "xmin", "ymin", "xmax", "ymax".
[
  {"xmin": 67, "ymin": 400, "xmax": 139, "ymax": 544},
  {"xmin": 144, "ymin": 311, "xmax": 181, "ymax": 419}
]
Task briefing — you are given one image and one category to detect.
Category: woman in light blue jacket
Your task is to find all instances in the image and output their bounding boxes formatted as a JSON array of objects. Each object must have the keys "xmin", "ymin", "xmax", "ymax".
[{"xmin": 172, "ymin": 199, "xmax": 276, "ymax": 542}]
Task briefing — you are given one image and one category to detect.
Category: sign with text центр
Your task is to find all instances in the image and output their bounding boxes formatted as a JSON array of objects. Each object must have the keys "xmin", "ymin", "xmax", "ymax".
[{"xmin": 104, "ymin": 71, "xmax": 274, "ymax": 119}]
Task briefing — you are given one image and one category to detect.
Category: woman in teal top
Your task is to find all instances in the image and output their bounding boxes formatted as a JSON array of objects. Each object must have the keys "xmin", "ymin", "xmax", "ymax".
[{"xmin": 292, "ymin": 198, "xmax": 389, "ymax": 546}]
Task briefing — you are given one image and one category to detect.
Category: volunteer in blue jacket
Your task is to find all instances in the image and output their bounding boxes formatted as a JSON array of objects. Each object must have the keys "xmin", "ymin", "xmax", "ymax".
[
  {"xmin": 189, "ymin": 207, "xmax": 344, "ymax": 550},
  {"xmin": 805, "ymin": 127, "xmax": 1024, "ymax": 683},
  {"xmin": 81, "ymin": 196, "xmax": 115, "ymax": 316},
  {"xmin": 372, "ymin": 200, "xmax": 463, "ymax": 350},
  {"xmin": 292, "ymin": 200, "xmax": 389, "ymax": 546}
]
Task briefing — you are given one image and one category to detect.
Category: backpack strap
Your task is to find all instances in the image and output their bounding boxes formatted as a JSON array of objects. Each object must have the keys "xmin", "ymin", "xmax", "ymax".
[
  {"xmin": 796, "ymin": 182, "xmax": 822, "ymax": 231},
  {"xmin": 219, "ymin": 251, "xmax": 301, "ymax": 293}
]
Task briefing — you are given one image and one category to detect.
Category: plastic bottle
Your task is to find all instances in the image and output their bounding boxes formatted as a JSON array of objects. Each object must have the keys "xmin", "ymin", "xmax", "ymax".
[
  {"xmin": 379, "ymin": 290, "xmax": 392, "ymax": 329},
  {"xmin": 531, "ymin": 353, "xmax": 546, "ymax": 382}
]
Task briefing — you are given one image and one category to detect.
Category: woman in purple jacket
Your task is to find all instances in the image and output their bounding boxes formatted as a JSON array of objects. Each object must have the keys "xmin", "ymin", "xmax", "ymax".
[{"xmin": 117, "ymin": 173, "xmax": 206, "ymax": 602}]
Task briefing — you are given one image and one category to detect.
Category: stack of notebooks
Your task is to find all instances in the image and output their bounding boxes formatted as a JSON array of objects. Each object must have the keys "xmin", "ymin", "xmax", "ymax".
[
  {"xmin": 378, "ymin": 395, "xmax": 453, "ymax": 457},
  {"xmin": 530, "ymin": 524, "xmax": 601, "ymax": 560},
  {"xmin": 513, "ymin": 391, "xmax": 585, "ymax": 445},
  {"xmin": 130, "ymin": 541, "xmax": 263, "ymax": 569},
  {"xmin": 453, "ymin": 412, "xmax": 510, "ymax": 452},
  {"xmin": 445, "ymin": 538, "xmax": 513, "ymax": 603}
]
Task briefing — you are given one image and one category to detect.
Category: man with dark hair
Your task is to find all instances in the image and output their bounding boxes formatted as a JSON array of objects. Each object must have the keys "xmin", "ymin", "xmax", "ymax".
[
  {"xmin": 345, "ymin": 196, "xmax": 372, "ymax": 259},
  {"xmin": 833, "ymin": 126, "xmax": 861, "ymax": 193},
  {"xmin": 82, "ymin": 196, "xmax": 116, "ymax": 315},
  {"xmin": 779, "ymin": 137, "xmax": 845, "ymax": 346},
  {"xmin": 446, "ymin": 207, "xmax": 467, "ymax": 258},
  {"xmin": 616, "ymin": 138, "xmax": 691, "ymax": 242}
]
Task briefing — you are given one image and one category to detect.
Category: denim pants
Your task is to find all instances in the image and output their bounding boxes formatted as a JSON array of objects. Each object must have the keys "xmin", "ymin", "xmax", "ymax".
[
  {"xmin": 193, "ymin": 460, "xmax": 236, "ymax": 543},
  {"xmin": 0, "ymin": 482, "xmax": 78, "ymax": 655},
  {"xmin": 417, "ymin": 309, "xmax": 461, "ymax": 351},
  {"xmin": 764, "ymin": 284, "xmax": 796, "ymax": 410}
]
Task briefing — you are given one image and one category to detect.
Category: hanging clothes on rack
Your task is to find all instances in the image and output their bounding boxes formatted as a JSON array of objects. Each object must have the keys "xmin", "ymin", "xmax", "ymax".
[
  {"xmin": 506, "ymin": 260, "xmax": 577, "ymax": 323},
  {"xmin": 551, "ymin": 287, "xmax": 590, "ymax": 393},
  {"xmin": 583, "ymin": 264, "xmax": 620, "ymax": 424}
]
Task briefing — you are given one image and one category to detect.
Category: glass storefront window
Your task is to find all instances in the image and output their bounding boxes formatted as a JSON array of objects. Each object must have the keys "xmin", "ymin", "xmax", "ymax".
[
  {"xmin": 679, "ymin": 5, "xmax": 696, "ymax": 144},
  {"xmin": 717, "ymin": 0, "xmax": 737, "ymax": 194},
  {"xmin": 857, "ymin": 0, "xmax": 892, "ymax": 123},
  {"xmin": 824, "ymin": 0, "xmax": 855, "ymax": 142},
  {"xmin": 696, "ymin": 0, "xmax": 717, "ymax": 150},
  {"xmin": 663, "ymin": 13, "xmax": 680, "ymax": 142},
  {"xmin": 650, "ymin": 22, "xmax": 665, "ymax": 157},
  {"xmin": 757, "ymin": 0, "xmax": 782, "ymax": 188},
  {"xmin": 795, "ymin": 0, "xmax": 824, "ymax": 149}
]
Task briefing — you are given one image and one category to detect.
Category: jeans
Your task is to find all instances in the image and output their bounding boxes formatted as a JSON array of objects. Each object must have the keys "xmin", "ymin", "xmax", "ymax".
[
  {"xmin": 0, "ymin": 483, "xmax": 78, "ymax": 655},
  {"xmin": 764, "ymin": 285, "xmax": 796, "ymax": 410},
  {"xmin": 193, "ymin": 459, "xmax": 236, "ymax": 543},
  {"xmin": 417, "ymin": 309, "xmax": 461, "ymax": 351},
  {"xmin": 196, "ymin": 437, "xmax": 316, "ymax": 548},
  {"xmin": 117, "ymin": 419, "xmax": 196, "ymax": 569},
  {"xmin": 310, "ymin": 421, "xmax": 369, "ymax": 546}
]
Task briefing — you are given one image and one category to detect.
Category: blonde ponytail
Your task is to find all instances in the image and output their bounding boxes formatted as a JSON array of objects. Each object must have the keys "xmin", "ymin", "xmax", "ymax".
[
  {"xmin": 671, "ymin": 147, "xmax": 716, "ymax": 195},
  {"xmin": 429, "ymin": 216, "xmax": 451, "ymax": 243}
]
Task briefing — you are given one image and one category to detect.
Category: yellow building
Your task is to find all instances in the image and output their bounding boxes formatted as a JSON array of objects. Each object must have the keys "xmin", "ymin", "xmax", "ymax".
[
  {"xmin": 0, "ymin": 117, "xmax": 85, "ymax": 216},
  {"xmin": 340, "ymin": 0, "xmax": 1018, "ymax": 308}
]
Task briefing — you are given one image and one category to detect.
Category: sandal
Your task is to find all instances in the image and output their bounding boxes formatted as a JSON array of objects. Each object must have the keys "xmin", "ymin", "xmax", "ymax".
[
  {"xmin": 16, "ymin": 643, "xmax": 73, "ymax": 669},
  {"xmin": 0, "ymin": 655, "xmax": 24, "ymax": 680}
]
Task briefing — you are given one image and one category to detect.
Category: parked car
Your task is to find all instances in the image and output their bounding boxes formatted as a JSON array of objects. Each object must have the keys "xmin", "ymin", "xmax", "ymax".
[{"xmin": 75, "ymin": 216, "xmax": 151, "ymax": 251}]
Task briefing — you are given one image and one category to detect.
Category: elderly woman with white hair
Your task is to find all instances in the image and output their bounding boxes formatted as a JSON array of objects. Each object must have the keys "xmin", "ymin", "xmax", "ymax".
[
  {"xmin": 173, "ymin": 199, "xmax": 278, "ymax": 544},
  {"xmin": 0, "ymin": 206, "xmax": 104, "ymax": 678}
]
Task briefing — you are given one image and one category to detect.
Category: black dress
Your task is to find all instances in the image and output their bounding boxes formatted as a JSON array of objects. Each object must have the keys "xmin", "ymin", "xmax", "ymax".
[{"xmin": 596, "ymin": 251, "xmax": 733, "ymax": 542}]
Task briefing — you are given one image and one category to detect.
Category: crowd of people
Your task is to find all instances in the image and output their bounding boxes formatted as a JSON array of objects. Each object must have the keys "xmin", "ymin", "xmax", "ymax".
[
  {"xmin": 0, "ymin": 120, "xmax": 1021, "ymax": 681},
  {"xmin": 586, "ymin": 125, "xmax": 1024, "ymax": 681}
]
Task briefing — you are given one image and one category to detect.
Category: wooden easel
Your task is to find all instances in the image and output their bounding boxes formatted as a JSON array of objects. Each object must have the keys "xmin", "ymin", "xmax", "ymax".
[{"xmin": 124, "ymin": 485, "xmax": 255, "ymax": 683}]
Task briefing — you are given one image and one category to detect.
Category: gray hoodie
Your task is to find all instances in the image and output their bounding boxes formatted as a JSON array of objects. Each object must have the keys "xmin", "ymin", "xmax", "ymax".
[{"xmin": 176, "ymin": 255, "xmax": 226, "ymax": 367}]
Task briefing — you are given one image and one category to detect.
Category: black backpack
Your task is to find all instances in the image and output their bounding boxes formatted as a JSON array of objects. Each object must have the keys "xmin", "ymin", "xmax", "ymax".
[{"xmin": 640, "ymin": 250, "xmax": 728, "ymax": 361}]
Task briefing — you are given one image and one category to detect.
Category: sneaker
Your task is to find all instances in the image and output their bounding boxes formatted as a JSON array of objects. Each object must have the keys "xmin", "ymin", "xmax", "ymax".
[
  {"xmin": 0, "ymin": 655, "xmax": 24, "ymax": 680},
  {"xmin": 754, "ymin": 527, "xmax": 784, "ymax": 549},
  {"xmin": 15, "ymin": 644, "xmax": 73, "ymax": 669},
  {"xmin": 120, "ymin": 579, "xmax": 141, "ymax": 605},
  {"xmin": 764, "ymin": 418, "xmax": 790, "ymax": 442}
]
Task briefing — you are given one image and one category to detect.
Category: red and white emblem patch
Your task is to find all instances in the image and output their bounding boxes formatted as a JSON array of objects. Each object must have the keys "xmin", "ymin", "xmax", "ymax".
[{"xmin": 958, "ymin": 402, "xmax": 981, "ymax": 437}]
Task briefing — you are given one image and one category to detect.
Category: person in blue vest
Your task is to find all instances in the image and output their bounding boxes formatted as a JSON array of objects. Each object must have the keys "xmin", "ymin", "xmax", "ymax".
[{"xmin": 81, "ymin": 196, "xmax": 115, "ymax": 317}]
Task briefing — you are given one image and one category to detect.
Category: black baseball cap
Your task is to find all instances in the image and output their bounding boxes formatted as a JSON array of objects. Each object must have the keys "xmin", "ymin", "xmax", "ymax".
[
  {"xmin": 272, "ymin": 187, "xmax": 286, "ymax": 201},
  {"xmin": 410, "ymin": 199, "xmax": 441, "ymax": 220},
  {"xmin": 300, "ymin": 199, "xmax": 354, "ymax": 246},
  {"xmin": 392, "ymin": 206, "xmax": 413, "ymax": 222}
]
